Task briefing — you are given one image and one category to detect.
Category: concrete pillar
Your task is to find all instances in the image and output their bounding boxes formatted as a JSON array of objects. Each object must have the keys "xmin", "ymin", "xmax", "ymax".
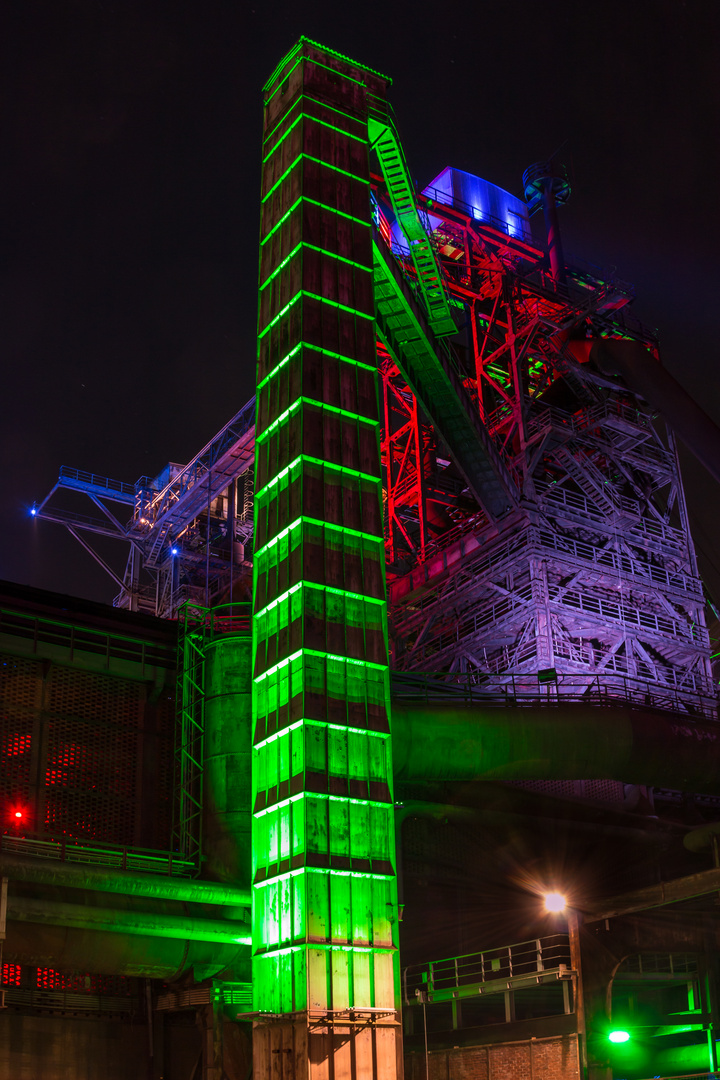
[{"xmin": 252, "ymin": 37, "xmax": 401, "ymax": 1080}]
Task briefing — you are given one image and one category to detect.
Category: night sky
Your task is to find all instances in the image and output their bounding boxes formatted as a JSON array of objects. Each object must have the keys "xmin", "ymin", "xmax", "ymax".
[{"xmin": 4, "ymin": 0, "xmax": 720, "ymax": 608}]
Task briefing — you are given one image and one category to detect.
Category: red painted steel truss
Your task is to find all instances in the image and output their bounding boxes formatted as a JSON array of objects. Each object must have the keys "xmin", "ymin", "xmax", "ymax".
[{"xmin": 374, "ymin": 175, "xmax": 713, "ymax": 713}]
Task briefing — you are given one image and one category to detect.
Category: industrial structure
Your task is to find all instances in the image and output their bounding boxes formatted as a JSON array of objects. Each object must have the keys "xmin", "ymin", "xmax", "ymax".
[{"xmin": 5, "ymin": 34, "xmax": 720, "ymax": 1080}]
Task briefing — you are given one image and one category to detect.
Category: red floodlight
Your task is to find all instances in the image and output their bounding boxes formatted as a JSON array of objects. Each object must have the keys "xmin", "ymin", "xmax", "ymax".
[{"xmin": 7, "ymin": 804, "xmax": 27, "ymax": 826}]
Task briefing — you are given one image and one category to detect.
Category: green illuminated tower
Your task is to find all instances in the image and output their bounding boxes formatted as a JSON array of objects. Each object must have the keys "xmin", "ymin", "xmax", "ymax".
[{"xmin": 251, "ymin": 39, "xmax": 401, "ymax": 1078}]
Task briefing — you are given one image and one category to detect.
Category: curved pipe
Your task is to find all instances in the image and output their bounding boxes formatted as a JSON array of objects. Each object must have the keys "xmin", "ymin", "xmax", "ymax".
[
  {"xmin": 566, "ymin": 337, "xmax": 720, "ymax": 486},
  {"xmin": 391, "ymin": 703, "xmax": 720, "ymax": 792},
  {"xmin": 3, "ymin": 922, "xmax": 247, "ymax": 981},
  {"xmin": 0, "ymin": 852, "xmax": 251, "ymax": 907}
]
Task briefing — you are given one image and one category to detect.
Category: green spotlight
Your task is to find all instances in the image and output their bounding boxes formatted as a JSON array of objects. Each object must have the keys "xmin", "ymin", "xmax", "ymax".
[{"xmin": 608, "ymin": 1030, "xmax": 631, "ymax": 1044}]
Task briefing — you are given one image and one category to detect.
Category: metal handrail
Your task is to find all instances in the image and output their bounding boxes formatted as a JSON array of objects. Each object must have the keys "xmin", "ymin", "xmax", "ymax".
[
  {"xmin": 140, "ymin": 397, "xmax": 256, "ymax": 527},
  {"xmin": 632, "ymin": 1075, "xmax": 718, "ymax": 1080},
  {"xmin": 0, "ymin": 832, "xmax": 194, "ymax": 876},
  {"xmin": 389, "ymin": 670, "xmax": 718, "ymax": 720},
  {"xmin": 421, "ymin": 184, "xmax": 534, "ymax": 246},
  {"xmin": 402, "ymin": 933, "xmax": 571, "ymax": 1005},
  {"xmin": 59, "ymin": 466, "xmax": 136, "ymax": 498},
  {"xmin": 178, "ymin": 601, "xmax": 251, "ymax": 639}
]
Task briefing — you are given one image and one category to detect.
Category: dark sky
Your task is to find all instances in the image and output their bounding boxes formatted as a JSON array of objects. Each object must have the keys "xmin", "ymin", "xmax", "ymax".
[{"xmin": 3, "ymin": 0, "xmax": 720, "ymax": 605}]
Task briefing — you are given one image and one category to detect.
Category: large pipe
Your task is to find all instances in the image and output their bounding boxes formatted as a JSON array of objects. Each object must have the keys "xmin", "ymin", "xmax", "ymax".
[
  {"xmin": 4, "ymin": 922, "xmax": 248, "ymax": 981},
  {"xmin": 391, "ymin": 703, "xmax": 720, "ymax": 792},
  {"xmin": 0, "ymin": 852, "xmax": 251, "ymax": 907},
  {"xmin": 567, "ymin": 337, "xmax": 720, "ymax": 487},
  {"xmin": 654, "ymin": 1040, "xmax": 718, "ymax": 1074},
  {"xmin": 202, "ymin": 632, "xmax": 252, "ymax": 884},
  {"xmin": 7, "ymin": 896, "xmax": 250, "ymax": 944}
]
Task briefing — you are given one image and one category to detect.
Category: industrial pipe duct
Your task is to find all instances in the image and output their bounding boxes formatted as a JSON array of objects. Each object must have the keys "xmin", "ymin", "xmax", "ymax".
[
  {"xmin": 4, "ymin": 922, "xmax": 248, "ymax": 981},
  {"xmin": 2, "ymin": 880, "xmax": 251, "ymax": 979},
  {"xmin": 0, "ymin": 860, "xmax": 252, "ymax": 979},
  {"xmin": 0, "ymin": 852, "xmax": 251, "ymax": 907},
  {"xmin": 391, "ymin": 703, "xmax": 720, "ymax": 792},
  {"xmin": 8, "ymin": 896, "xmax": 250, "ymax": 945}
]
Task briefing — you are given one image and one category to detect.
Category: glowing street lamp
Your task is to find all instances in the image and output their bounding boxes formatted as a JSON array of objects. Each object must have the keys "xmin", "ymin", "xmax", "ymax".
[
  {"xmin": 608, "ymin": 1030, "xmax": 630, "ymax": 1044},
  {"xmin": 541, "ymin": 889, "xmax": 585, "ymax": 1070},
  {"xmin": 543, "ymin": 891, "xmax": 567, "ymax": 913}
]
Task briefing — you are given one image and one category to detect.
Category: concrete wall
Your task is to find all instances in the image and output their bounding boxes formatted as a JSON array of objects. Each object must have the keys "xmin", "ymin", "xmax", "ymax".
[
  {"xmin": 0, "ymin": 1010, "xmax": 253, "ymax": 1080},
  {"xmin": 0, "ymin": 1013, "xmax": 151, "ymax": 1080},
  {"xmin": 405, "ymin": 1034, "xmax": 580, "ymax": 1080}
]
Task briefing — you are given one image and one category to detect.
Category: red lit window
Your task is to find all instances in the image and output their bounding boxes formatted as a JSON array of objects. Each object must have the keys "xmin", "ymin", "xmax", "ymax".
[{"xmin": 2, "ymin": 963, "xmax": 22, "ymax": 987}]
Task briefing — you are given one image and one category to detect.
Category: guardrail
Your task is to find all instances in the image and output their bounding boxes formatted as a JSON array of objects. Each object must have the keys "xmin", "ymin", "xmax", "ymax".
[
  {"xmin": 0, "ymin": 833, "xmax": 195, "ymax": 876},
  {"xmin": 390, "ymin": 670, "xmax": 718, "ymax": 720},
  {"xmin": 631, "ymin": 1075, "xmax": 718, "ymax": 1080},
  {"xmin": 0, "ymin": 604, "xmax": 175, "ymax": 670},
  {"xmin": 58, "ymin": 466, "xmax": 136, "ymax": 499},
  {"xmin": 403, "ymin": 934, "xmax": 571, "ymax": 1004},
  {"xmin": 178, "ymin": 601, "xmax": 251, "ymax": 639},
  {"xmin": 421, "ymin": 184, "xmax": 534, "ymax": 246}
]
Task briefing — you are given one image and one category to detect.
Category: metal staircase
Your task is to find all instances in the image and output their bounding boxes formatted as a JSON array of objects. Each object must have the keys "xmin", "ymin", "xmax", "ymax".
[
  {"xmin": 554, "ymin": 444, "xmax": 618, "ymax": 517},
  {"xmin": 368, "ymin": 101, "xmax": 457, "ymax": 337}
]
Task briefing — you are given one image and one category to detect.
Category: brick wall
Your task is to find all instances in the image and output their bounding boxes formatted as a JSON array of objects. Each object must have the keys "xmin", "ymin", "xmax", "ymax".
[{"xmin": 405, "ymin": 1034, "xmax": 580, "ymax": 1080}]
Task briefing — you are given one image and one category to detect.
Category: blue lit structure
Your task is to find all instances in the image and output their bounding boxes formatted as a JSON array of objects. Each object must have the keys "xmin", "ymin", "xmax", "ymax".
[{"xmin": 424, "ymin": 166, "xmax": 532, "ymax": 241}]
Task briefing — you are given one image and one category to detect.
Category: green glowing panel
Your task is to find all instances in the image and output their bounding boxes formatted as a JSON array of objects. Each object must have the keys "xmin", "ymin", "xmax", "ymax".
[{"xmin": 252, "ymin": 40, "xmax": 399, "ymax": 1069}]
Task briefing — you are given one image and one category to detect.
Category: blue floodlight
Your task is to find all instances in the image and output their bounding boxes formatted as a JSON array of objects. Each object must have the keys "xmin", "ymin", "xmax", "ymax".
[{"xmin": 171, "ymin": 547, "xmax": 179, "ymax": 556}]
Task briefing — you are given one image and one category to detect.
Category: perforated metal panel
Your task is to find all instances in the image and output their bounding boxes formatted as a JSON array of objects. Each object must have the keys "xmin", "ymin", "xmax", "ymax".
[
  {"xmin": 0, "ymin": 655, "xmax": 39, "ymax": 819},
  {"xmin": 153, "ymin": 692, "xmax": 175, "ymax": 847},
  {"xmin": 35, "ymin": 968, "xmax": 135, "ymax": 996},
  {"xmin": 1, "ymin": 649, "xmax": 174, "ymax": 849},
  {"xmin": 514, "ymin": 780, "xmax": 579, "ymax": 799},
  {"xmin": 47, "ymin": 663, "xmax": 141, "ymax": 725},
  {"xmin": 583, "ymin": 779, "xmax": 624, "ymax": 804},
  {"xmin": 44, "ymin": 665, "xmax": 141, "ymax": 844},
  {"xmin": 513, "ymin": 779, "xmax": 624, "ymax": 804}
]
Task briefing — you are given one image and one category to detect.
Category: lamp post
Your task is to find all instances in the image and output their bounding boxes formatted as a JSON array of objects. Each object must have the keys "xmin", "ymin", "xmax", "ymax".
[{"xmin": 543, "ymin": 893, "xmax": 587, "ymax": 1078}]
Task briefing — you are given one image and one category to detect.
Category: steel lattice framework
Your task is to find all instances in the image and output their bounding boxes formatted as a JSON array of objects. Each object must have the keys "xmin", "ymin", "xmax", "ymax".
[
  {"xmin": 374, "ymin": 178, "xmax": 713, "ymax": 717},
  {"xmin": 32, "ymin": 38, "xmax": 714, "ymax": 722},
  {"xmin": 33, "ymin": 397, "xmax": 256, "ymax": 618},
  {"xmin": 32, "ymin": 43, "xmax": 714, "ymax": 713}
]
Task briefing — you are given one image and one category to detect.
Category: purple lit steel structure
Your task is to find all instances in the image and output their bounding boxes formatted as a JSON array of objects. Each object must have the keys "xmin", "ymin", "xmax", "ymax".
[{"xmin": 34, "ymin": 109, "xmax": 715, "ymax": 722}]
